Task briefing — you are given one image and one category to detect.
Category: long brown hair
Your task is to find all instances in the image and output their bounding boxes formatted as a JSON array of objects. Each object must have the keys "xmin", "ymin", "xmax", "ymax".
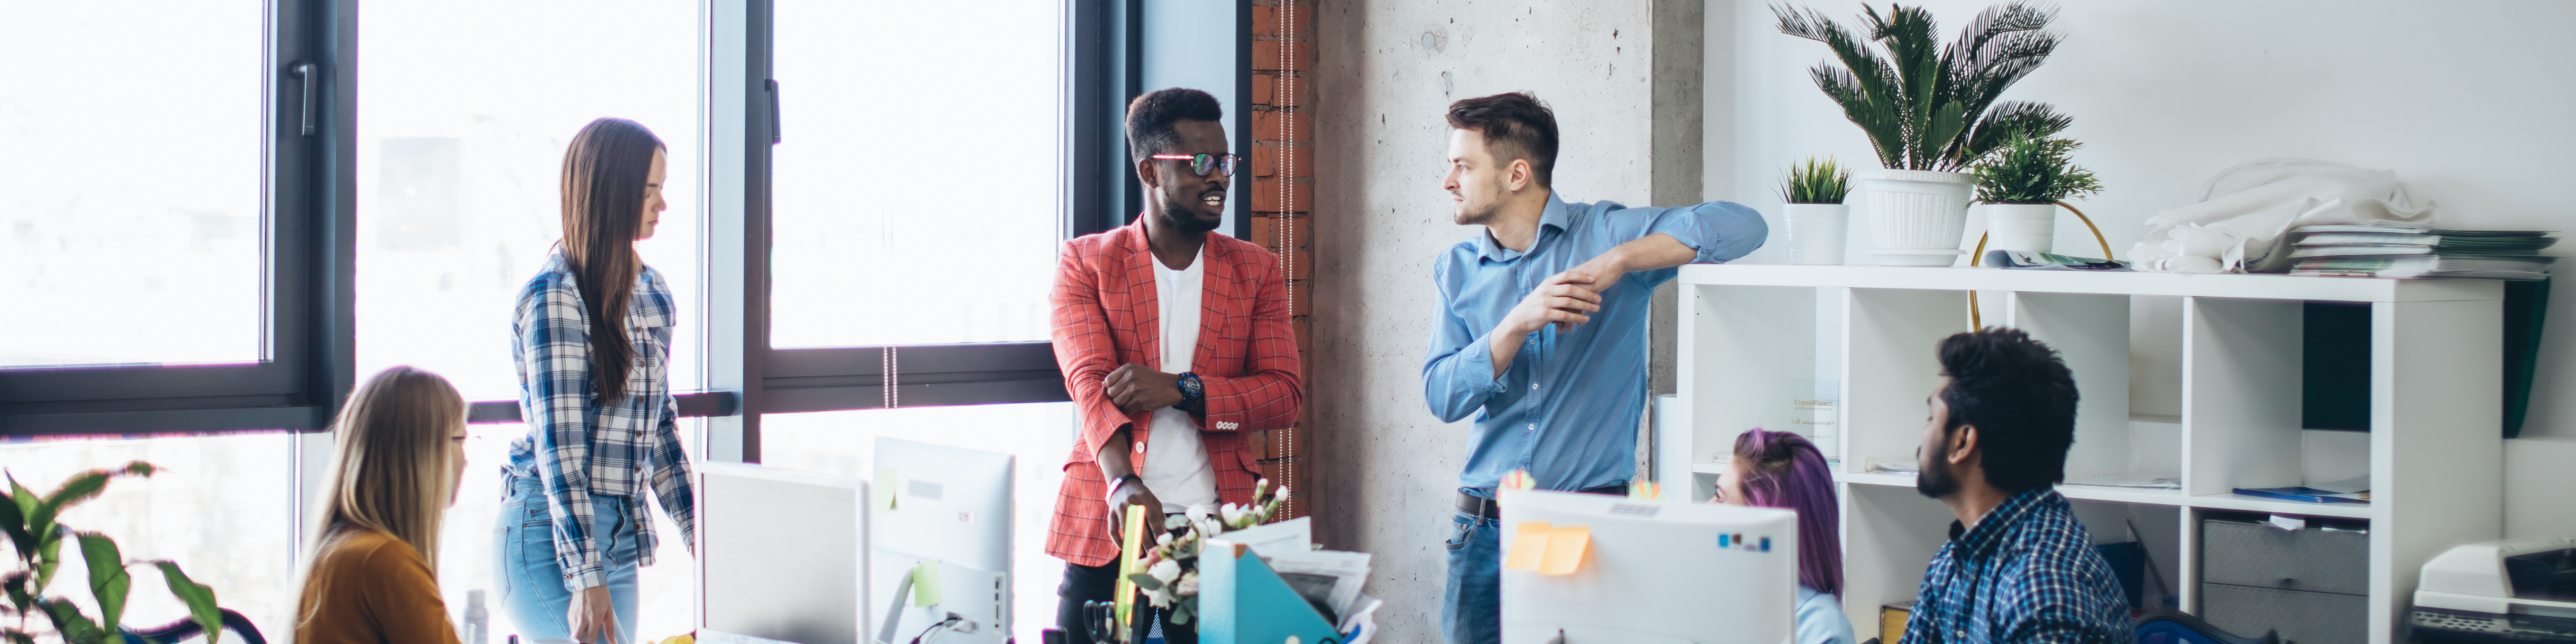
[
  {"xmin": 297, "ymin": 366, "xmax": 466, "ymax": 627},
  {"xmin": 559, "ymin": 117, "xmax": 666, "ymax": 402}
]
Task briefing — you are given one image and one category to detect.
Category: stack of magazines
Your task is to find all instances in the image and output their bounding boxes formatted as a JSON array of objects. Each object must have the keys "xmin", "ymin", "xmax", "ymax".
[{"xmin": 2286, "ymin": 225, "xmax": 2558, "ymax": 280}]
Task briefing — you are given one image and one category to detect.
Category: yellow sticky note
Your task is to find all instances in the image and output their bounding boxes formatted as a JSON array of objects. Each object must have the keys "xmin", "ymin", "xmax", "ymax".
[
  {"xmin": 911, "ymin": 559, "xmax": 943, "ymax": 606},
  {"xmin": 874, "ymin": 468, "xmax": 899, "ymax": 510},
  {"xmin": 1504, "ymin": 521, "xmax": 1552, "ymax": 572},
  {"xmin": 1538, "ymin": 525, "xmax": 1589, "ymax": 576}
]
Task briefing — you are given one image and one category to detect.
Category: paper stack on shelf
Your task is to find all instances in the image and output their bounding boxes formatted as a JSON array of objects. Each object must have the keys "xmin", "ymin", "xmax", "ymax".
[
  {"xmin": 2286, "ymin": 225, "xmax": 2559, "ymax": 280},
  {"xmin": 1865, "ymin": 458, "xmax": 1919, "ymax": 475}
]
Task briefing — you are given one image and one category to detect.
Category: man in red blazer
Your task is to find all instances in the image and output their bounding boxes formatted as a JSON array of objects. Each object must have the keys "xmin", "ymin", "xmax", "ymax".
[{"xmin": 1048, "ymin": 87, "xmax": 1303, "ymax": 643}]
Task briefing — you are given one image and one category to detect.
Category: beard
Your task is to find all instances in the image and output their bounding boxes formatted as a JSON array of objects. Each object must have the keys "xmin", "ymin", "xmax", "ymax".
[
  {"xmin": 1915, "ymin": 433, "xmax": 1962, "ymax": 499},
  {"xmin": 1158, "ymin": 191, "xmax": 1226, "ymax": 234},
  {"xmin": 1454, "ymin": 193, "xmax": 1501, "ymax": 226}
]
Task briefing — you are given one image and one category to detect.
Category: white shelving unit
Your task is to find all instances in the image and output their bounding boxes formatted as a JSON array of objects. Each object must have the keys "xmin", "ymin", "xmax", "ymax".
[{"xmin": 1664, "ymin": 264, "xmax": 2505, "ymax": 644}]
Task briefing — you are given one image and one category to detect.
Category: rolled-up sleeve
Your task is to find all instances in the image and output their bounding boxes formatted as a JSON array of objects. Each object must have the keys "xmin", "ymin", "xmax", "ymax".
[
  {"xmin": 1421, "ymin": 264, "xmax": 1506, "ymax": 423},
  {"xmin": 1642, "ymin": 201, "xmax": 1768, "ymax": 264}
]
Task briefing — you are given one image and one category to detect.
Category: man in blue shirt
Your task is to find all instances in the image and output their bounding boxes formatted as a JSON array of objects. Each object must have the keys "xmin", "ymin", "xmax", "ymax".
[
  {"xmin": 1902, "ymin": 328, "xmax": 2133, "ymax": 644},
  {"xmin": 1420, "ymin": 91, "xmax": 1766, "ymax": 644}
]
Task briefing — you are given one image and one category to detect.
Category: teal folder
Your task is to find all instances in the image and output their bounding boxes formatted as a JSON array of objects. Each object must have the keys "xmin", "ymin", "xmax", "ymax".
[{"xmin": 1196, "ymin": 540, "xmax": 1344, "ymax": 644}]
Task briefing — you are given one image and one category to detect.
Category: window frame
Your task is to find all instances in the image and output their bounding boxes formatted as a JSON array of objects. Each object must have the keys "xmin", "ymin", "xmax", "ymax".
[{"xmin": 0, "ymin": 0, "xmax": 356, "ymax": 437}]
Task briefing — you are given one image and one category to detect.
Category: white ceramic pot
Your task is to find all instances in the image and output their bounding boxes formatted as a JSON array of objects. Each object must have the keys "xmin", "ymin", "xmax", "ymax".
[
  {"xmin": 1858, "ymin": 169, "xmax": 1975, "ymax": 266},
  {"xmin": 1781, "ymin": 203, "xmax": 1850, "ymax": 265},
  {"xmin": 1984, "ymin": 203, "xmax": 2059, "ymax": 256}
]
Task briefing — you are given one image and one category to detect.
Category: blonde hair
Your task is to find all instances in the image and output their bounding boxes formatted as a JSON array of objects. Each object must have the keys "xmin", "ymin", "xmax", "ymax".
[{"xmin": 301, "ymin": 366, "xmax": 466, "ymax": 580}]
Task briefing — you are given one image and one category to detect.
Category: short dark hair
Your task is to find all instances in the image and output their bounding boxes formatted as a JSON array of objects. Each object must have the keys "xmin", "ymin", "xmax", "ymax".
[
  {"xmin": 1444, "ymin": 91, "xmax": 1559, "ymax": 188},
  {"xmin": 1125, "ymin": 88, "xmax": 1225, "ymax": 158},
  {"xmin": 1936, "ymin": 327, "xmax": 2079, "ymax": 493}
]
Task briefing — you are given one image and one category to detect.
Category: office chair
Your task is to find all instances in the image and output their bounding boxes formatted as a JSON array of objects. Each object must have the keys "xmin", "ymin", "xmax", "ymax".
[
  {"xmin": 122, "ymin": 608, "xmax": 268, "ymax": 644},
  {"xmin": 2135, "ymin": 608, "xmax": 2279, "ymax": 644}
]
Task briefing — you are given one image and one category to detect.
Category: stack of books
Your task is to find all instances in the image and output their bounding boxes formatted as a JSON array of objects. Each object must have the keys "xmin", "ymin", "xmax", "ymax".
[{"xmin": 2286, "ymin": 225, "xmax": 2558, "ymax": 280}]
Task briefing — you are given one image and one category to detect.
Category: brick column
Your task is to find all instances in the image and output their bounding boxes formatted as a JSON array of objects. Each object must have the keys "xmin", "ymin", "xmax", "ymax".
[{"xmin": 1250, "ymin": 0, "xmax": 1313, "ymax": 519}]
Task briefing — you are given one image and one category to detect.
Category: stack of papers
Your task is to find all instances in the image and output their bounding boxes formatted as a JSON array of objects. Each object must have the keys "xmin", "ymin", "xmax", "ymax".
[
  {"xmin": 1865, "ymin": 458, "xmax": 1918, "ymax": 475},
  {"xmin": 2286, "ymin": 225, "xmax": 2558, "ymax": 280},
  {"xmin": 1220, "ymin": 517, "xmax": 1377, "ymax": 631}
]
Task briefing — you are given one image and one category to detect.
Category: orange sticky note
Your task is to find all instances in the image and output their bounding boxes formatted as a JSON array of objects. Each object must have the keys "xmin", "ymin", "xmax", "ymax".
[
  {"xmin": 1504, "ymin": 521, "xmax": 1552, "ymax": 572},
  {"xmin": 1538, "ymin": 525, "xmax": 1589, "ymax": 576}
]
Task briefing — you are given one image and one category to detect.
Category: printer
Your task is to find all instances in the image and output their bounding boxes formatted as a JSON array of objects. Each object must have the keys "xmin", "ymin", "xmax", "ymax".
[{"xmin": 2413, "ymin": 537, "xmax": 2576, "ymax": 643}]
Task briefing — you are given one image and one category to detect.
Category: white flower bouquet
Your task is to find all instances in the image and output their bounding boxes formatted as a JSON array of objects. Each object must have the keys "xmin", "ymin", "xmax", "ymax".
[{"xmin": 1126, "ymin": 478, "xmax": 1292, "ymax": 629}]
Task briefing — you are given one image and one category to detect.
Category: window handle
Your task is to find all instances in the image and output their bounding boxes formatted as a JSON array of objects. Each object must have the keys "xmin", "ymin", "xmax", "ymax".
[
  {"xmin": 765, "ymin": 78, "xmax": 781, "ymax": 144},
  {"xmin": 291, "ymin": 62, "xmax": 317, "ymax": 136}
]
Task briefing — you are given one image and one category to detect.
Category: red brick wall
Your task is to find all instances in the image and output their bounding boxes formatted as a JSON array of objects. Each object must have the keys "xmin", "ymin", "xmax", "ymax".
[{"xmin": 1250, "ymin": 0, "xmax": 1313, "ymax": 519}]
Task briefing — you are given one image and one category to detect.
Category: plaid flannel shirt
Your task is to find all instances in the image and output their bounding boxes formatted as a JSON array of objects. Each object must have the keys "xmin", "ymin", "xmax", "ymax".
[
  {"xmin": 508, "ymin": 254, "xmax": 698, "ymax": 592},
  {"xmin": 1900, "ymin": 489, "xmax": 2133, "ymax": 644}
]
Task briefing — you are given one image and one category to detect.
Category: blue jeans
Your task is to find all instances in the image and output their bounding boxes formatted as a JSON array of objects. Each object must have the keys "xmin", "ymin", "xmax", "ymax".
[
  {"xmin": 495, "ymin": 474, "xmax": 641, "ymax": 643},
  {"xmin": 1442, "ymin": 498, "xmax": 1502, "ymax": 644}
]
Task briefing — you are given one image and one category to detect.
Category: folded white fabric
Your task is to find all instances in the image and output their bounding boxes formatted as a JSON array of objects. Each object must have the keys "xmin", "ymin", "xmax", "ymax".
[{"xmin": 2129, "ymin": 158, "xmax": 2438, "ymax": 273}]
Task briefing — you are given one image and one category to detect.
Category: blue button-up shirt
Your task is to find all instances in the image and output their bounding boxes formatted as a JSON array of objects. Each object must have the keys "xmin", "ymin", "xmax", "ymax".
[
  {"xmin": 1422, "ymin": 192, "xmax": 1766, "ymax": 492},
  {"xmin": 1900, "ymin": 490, "xmax": 2133, "ymax": 644}
]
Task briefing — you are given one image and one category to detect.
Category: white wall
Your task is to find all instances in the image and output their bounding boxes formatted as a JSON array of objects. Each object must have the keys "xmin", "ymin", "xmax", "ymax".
[{"xmin": 1712, "ymin": 0, "xmax": 2576, "ymax": 537}]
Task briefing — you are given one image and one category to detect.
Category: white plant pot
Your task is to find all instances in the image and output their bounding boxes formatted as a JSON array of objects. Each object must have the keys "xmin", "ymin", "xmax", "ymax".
[
  {"xmin": 1781, "ymin": 203, "xmax": 1850, "ymax": 265},
  {"xmin": 1858, "ymin": 169, "xmax": 1975, "ymax": 266},
  {"xmin": 1984, "ymin": 203, "xmax": 2059, "ymax": 256}
]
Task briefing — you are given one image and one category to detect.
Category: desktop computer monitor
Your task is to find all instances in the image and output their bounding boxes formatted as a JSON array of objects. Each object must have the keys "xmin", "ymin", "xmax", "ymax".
[
  {"xmin": 869, "ymin": 438, "xmax": 1015, "ymax": 644},
  {"xmin": 1498, "ymin": 488, "xmax": 1801, "ymax": 644},
  {"xmin": 698, "ymin": 461, "xmax": 872, "ymax": 644}
]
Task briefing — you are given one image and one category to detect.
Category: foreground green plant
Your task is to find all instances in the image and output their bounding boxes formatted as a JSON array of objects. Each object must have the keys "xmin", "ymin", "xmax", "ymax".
[
  {"xmin": 1778, "ymin": 156, "xmax": 1853, "ymax": 204},
  {"xmin": 1971, "ymin": 133, "xmax": 2103, "ymax": 204},
  {"xmin": 3, "ymin": 462, "xmax": 229, "ymax": 644},
  {"xmin": 1774, "ymin": 2, "xmax": 2072, "ymax": 171}
]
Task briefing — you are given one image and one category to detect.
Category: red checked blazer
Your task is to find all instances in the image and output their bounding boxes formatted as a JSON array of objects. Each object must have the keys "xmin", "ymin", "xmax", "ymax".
[{"xmin": 1046, "ymin": 219, "xmax": 1304, "ymax": 567}]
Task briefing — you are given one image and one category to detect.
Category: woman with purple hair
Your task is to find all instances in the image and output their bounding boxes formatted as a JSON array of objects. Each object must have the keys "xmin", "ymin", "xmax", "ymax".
[{"xmin": 1717, "ymin": 428, "xmax": 1856, "ymax": 644}]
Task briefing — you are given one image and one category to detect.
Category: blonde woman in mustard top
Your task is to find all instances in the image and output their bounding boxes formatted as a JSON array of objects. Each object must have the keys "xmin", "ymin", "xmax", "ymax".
[{"xmin": 293, "ymin": 366, "xmax": 470, "ymax": 644}]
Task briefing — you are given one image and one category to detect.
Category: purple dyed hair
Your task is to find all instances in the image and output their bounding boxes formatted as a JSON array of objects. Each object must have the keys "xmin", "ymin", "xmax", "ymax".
[{"xmin": 1734, "ymin": 427, "xmax": 1843, "ymax": 596}]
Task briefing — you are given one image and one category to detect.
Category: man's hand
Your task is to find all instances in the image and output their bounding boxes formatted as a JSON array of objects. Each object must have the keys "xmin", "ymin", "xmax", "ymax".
[
  {"xmin": 1503, "ymin": 272, "xmax": 1603, "ymax": 335},
  {"xmin": 569, "ymin": 584, "xmax": 619, "ymax": 644},
  {"xmin": 1105, "ymin": 363, "xmax": 1185, "ymax": 413},
  {"xmin": 1104, "ymin": 476, "xmax": 1165, "ymax": 542},
  {"xmin": 1564, "ymin": 250, "xmax": 1632, "ymax": 299}
]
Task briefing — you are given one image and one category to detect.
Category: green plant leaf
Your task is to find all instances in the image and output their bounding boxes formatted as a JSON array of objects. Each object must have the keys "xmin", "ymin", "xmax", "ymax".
[
  {"xmin": 5, "ymin": 478, "xmax": 40, "ymax": 562},
  {"xmin": 5, "ymin": 629, "xmax": 38, "ymax": 644},
  {"xmin": 0, "ymin": 484, "xmax": 28, "ymax": 564},
  {"xmin": 76, "ymin": 533, "xmax": 128, "ymax": 635},
  {"xmin": 38, "ymin": 598, "xmax": 104, "ymax": 644},
  {"xmin": 1127, "ymin": 573, "xmax": 1163, "ymax": 592},
  {"xmin": 2, "ymin": 571, "xmax": 32, "ymax": 614},
  {"xmin": 32, "ymin": 531, "xmax": 61, "ymax": 597},
  {"xmin": 152, "ymin": 561, "xmax": 223, "ymax": 644},
  {"xmin": 1169, "ymin": 601, "xmax": 1193, "ymax": 625}
]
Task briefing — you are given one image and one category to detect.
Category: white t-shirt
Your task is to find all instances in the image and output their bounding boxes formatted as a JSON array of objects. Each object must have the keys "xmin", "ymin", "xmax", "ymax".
[{"xmin": 1140, "ymin": 247, "xmax": 1219, "ymax": 513}]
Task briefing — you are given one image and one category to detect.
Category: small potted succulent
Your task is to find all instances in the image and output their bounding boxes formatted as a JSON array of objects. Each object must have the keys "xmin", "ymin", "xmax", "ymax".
[
  {"xmin": 1775, "ymin": 2, "xmax": 2072, "ymax": 266},
  {"xmin": 1778, "ymin": 157, "xmax": 1854, "ymax": 265},
  {"xmin": 1969, "ymin": 133, "xmax": 2104, "ymax": 254}
]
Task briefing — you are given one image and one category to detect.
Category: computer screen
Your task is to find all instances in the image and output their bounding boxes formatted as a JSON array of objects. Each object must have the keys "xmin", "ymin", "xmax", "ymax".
[
  {"xmin": 1497, "ymin": 488, "xmax": 1801, "ymax": 644},
  {"xmin": 698, "ymin": 462, "xmax": 871, "ymax": 644},
  {"xmin": 869, "ymin": 438, "xmax": 1015, "ymax": 644}
]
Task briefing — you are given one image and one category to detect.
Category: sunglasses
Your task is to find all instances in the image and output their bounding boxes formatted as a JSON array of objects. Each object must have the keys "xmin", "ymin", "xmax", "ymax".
[{"xmin": 1148, "ymin": 153, "xmax": 1240, "ymax": 177}]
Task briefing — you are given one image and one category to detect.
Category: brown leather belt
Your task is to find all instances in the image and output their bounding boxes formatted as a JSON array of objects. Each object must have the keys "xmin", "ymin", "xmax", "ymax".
[{"xmin": 1457, "ymin": 484, "xmax": 1628, "ymax": 521}]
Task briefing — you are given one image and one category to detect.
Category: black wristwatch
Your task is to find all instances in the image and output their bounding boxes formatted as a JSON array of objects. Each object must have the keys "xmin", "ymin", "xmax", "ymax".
[{"xmin": 1175, "ymin": 372, "xmax": 1205, "ymax": 411}]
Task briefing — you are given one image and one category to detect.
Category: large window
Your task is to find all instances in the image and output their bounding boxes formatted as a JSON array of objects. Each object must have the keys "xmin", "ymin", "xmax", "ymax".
[
  {"xmin": 0, "ymin": 1, "xmax": 268, "ymax": 367},
  {"xmin": 767, "ymin": 0, "xmax": 1063, "ymax": 348}
]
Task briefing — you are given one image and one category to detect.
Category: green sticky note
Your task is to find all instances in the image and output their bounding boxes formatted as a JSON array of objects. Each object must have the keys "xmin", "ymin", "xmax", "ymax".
[
  {"xmin": 911, "ymin": 559, "xmax": 943, "ymax": 606},
  {"xmin": 875, "ymin": 468, "xmax": 898, "ymax": 510}
]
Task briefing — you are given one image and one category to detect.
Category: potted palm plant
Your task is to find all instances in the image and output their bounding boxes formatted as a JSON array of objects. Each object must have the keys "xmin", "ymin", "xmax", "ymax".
[
  {"xmin": 1970, "ymin": 133, "xmax": 2104, "ymax": 254},
  {"xmin": 3, "ymin": 462, "xmax": 233, "ymax": 643},
  {"xmin": 1778, "ymin": 156, "xmax": 1854, "ymax": 265},
  {"xmin": 1774, "ymin": 2, "xmax": 2071, "ymax": 266}
]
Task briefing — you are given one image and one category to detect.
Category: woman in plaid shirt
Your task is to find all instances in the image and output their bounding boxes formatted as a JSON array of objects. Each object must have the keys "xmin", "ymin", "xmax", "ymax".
[{"xmin": 495, "ymin": 117, "xmax": 698, "ymax": 644}]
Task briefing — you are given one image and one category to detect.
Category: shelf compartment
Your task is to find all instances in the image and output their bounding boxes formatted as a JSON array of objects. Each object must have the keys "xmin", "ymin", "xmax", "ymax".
[
  {"xmin": 1834, "ymin": 472, "xmax": 2365, "ymax": 518},
  {"xmin": 1676, "ymin": 264, "xmax": 2500, "ymax": 303},
  {"xmin": 1677, "ymin": 284, "xmax": 1817, "ymax": 470},
  {"xmin": 2005, "ymin": 292, "xmax": 2137, "ymax": 483},
  {"xmin": 1841, "ymin": 287, "xmax": 1965, "ymax": 474},
  {"xmin": 2182, "ymin": 297, "xmax": 2306, "ymax": 497}
]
